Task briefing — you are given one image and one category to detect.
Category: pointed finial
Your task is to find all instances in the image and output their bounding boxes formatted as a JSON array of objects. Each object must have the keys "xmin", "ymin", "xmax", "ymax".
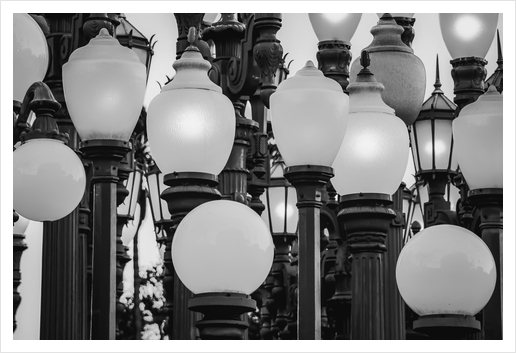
[
  {"xmin": 496, "ymin": 29, "xmax": 503, "ymax": 63},
  {"xmin": 434, "ymin": 54, "xmax": 442, "ymax": 90}
]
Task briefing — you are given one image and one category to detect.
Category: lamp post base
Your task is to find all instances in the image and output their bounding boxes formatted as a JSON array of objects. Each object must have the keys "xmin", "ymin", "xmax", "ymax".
[
  {"xmin": 189, "ymin": 292, "xmax": 256, "ymax": 340},
  {"xmin": 414, "ymin": 314, "xmax": 480, "ymax": 339}
]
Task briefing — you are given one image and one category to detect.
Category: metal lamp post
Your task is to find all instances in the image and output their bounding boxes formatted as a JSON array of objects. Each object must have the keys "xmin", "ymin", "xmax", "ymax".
[
  {"xmin": 146, "ymin": 28, "xmax": 235, "ymax": 339},
  {"xmin": 332, "ymin": 51, "xmax": 410, "ymax": 340},
  {"xmin": 410, "ymin": 55, "xmax": 459, "ymax": 227},
  {"xmin": 453, "ymin": 86, "xmax": 503, "ymax": 340},
  {"xmin": 270, "ymin": 60, "xmax": 349, "ymax": 340},
  {"xmin": 62, "ymin": 28, "xmax": 146, "ymax": 339}
]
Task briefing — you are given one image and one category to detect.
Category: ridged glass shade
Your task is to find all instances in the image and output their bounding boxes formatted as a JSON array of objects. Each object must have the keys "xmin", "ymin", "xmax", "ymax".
[
  {"xmin": 261, "ymin": 186, "xmax": 298, "ymax": 235},
  {"xmin": 453, "ymin": 86, "xmax": 503, "ymax": 189},
  {"xmin": 308, "ymin": 13, "xmax": 362, "ymax": 43},
  {"xmin": 14, "ymin": 139, "xmax": 86, "ymax": 221},
  {"xmin": 13, "ymin": 14, "xmax": 49, "ymax": 103},
  {"xmin": 147, "ymin": 43, "xmax": 235, "ymax": 175},
  {"xmin": 332, "ymin": 75, "xmax": 409, "ymax": 195},
  {"xmin": 172, "ymin": 200, "xmax": 274, "ymax": 294},
  {"xmin": 270, "ymin": 61, "xmax": 349, "ymax": 167},
  {"xmin": 118, "ymin": 169, "xmax": 142, "ymax": 219},
  {"xmin": 396, "ymin": 225, "xmax": 496, "ymax": 317},
  {"xmin": 411, "ymin": 118, "xmax": 458, "ymax": 173},
  {"xmin": 439, "ymin": 13, "xmax": 499, "ymax": 59},
  {"xmin": 349, "ymin": 16, "xmax": 426, "ymax": 125},
  {"xmin": 63, "ymin": 29, "xmax": 146, "ymax": 141}
]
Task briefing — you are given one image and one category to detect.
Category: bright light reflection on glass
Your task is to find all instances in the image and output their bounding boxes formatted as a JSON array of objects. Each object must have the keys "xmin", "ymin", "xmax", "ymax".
[{"xmin": 454, "ymin": 15, "xmax": 482, "ymax": 41}]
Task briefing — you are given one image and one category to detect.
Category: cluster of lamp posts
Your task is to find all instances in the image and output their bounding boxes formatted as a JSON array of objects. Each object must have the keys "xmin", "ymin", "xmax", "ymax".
[{"xmin": 13, "ymin": 12, "xmax": 502, "ymax": 340}]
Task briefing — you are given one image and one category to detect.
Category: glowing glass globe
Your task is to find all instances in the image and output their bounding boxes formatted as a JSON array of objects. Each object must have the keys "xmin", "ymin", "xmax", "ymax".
[
  {"xmin": 396, "ymin": 224, "xmax": 496, "ymax": 317},
  {"xmin": 308, "ymin": 13, "xmax": 362, "ymax": 43},
  {"xmin": 13, "ymin": 13, "xmax": 49, "ymax": 103},
  {"xmin": 172, "ymin": 200, "xmax": 274, "ymax": 295},
  {"xmin": 63, "ymin": 29, "xmax": 146, "ymax": 142},
  {"xmin": 14, "ymin": 139, "xmax": 86, "ymax": 221}
]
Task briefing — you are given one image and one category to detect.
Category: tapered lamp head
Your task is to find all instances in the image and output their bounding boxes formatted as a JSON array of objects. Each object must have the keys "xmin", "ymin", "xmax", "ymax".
[
  {"xmin": 439, "ymin": 13, "xmax": 499, "ymax": 59},
  {"xmin": 14, "ymin": 139, "xmax": 86, "ymax": 221},
  {"xmin": 396, "ymin": 225, "xmax": 496, "ymax": 317},
  {"xmin": 350, "ymin": 15, "xmax": 426, "ymax": 125},
  {"xmin": 333, "ymin": 51, "xmax": 409, "ymax": 196},
  {"xmin": 13, "ymin": 14, "xmax": 49, "ymax": 103},
  {"xmin": 63, "ymin": 28, "xmax": 146, "ymax": 141},
  {"xmin": 270, "ymin": 61, "xmax": 349, "ymax": 167},
  {"xmin": 308, "ymin": 13, "xmax": 362, "ymax": 44},
  {"xmin": 172, "ymin": 200, "xmax": 274, "ymax": 295},
  {"xmin": 453, "ymin": 86, "xmax": 503, "ymax": 189},
  {"xmin": 147, "ymin": 30, "xmax": 235, "ymax": 175}
]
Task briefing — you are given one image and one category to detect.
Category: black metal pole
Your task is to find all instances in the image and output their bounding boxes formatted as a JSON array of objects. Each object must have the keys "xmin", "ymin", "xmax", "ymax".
[
  {"xmin": 284, "ymin": 165, "xmax": 333, "ymax": 340},
  {"xmin": 468, "ymin": 188, "xmax": 503, "ymax": 340},
  {"xmin": 338, "ymin": 193, "xmax": 395, "ymax": 340},
  {"xmin": 81, "ymin": 139, "xmax": 131, "ymax": 340}
]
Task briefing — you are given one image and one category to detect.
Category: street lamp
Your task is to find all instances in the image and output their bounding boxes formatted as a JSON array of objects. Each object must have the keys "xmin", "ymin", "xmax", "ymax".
[
  {"xmin": 63, "ymin": 27, "xmax": 147, "ymax": 339},
  {"xmin": 333, "ymin": 50, "xmax": 409, "ymax": 339},
  {"xmin": 146, "ymin": 27, "xmax": 235, "ymax": 339},
  {"xmin": 396, "ymin": 224, "xmax": 496, "ymax": 339},
  {"xmin": 410, "ymin": 55, "xmax": 459, "ymax": 227},
  {"xmin": 453, "ymin": 85, "xmax": 503, "ymax": 339},
  {"xmin": 172, "ymin": 200, "xmax": 274, "ymax": 339},
  {"xmin": 270, "ymin": 60, "xmax": 349, "ymax": 340}
]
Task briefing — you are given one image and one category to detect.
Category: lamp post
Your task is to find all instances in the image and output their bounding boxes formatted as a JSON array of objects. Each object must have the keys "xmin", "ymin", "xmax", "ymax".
[
  {"xmin": 453, "ymin": 86, "xmax": 503, "ymax": 340},
  {"xmin": 270, "ymin": 60, "xmax": 349, "ymax": 339},
  {"xmin": 63, "ymin": 28, "xmax": 146, "ymax": 339},
  {"xmin": 396, "ymin": 225, "xmax": 496, "ymax": 339},
  {"xmin": 410, "ymin": 55, "xmax": 459, "ymax": 227},
  {"xmin": 332, "ymin": 51, "xmax": 409, "ymax": 340},
  {"xmin": 146, "ymin": 28, "xmax": 235, "ymax": 339},
  {"xmin": 172, "ymin": 200, "xmax": 274, "ymax": 339}
]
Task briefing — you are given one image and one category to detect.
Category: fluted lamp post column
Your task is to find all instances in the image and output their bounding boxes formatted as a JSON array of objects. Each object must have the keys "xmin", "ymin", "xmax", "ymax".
[
  {"xmin": 332, "ymin": 51, "xmax": 410, "ymax": 340},
  {"xmin": 270, "ymin": 61, "xmax": 349, "ymax": 339},
  {"xmin": 172, "ymin": 200, "xmax": 274, "ymax": 339},
  {"xmin": 146, "ymin": 28, "xmax": 236, "ymax": 339},
  {"xmin": 453, "ymin": 86, "xmax": 503, "ymax": 340},
  {"xmin": 63, "ymin": 28, "xmax": 146, "ymax": 339}
]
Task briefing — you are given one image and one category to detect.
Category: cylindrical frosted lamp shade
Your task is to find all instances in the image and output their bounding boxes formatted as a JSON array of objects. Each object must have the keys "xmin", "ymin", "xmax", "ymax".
[
  {"xmin": 172, "ymin": 200, "xmax": 274, "ymax": 295},
  {"xmin": 63, "ymin": 29, "xmax": 146, "ymax": 141},
  {"xmin": 13, "ymin": 13, "xmax": 49, "ymax": 103},
  {"xmin": 396, "ymin": 225, "xmax": 496, "ymax": 317},
  {"xmin": 308, "ymin": 13, "xmax": 362, "ymax": 42},
  {"xmin": 453, "ymin": 86, "xmax": 503, "ymax": 189},
  {"xmin": 14, "ymin": 139, "xmax": 86, "ymax": 221},
  {"xmin": 439, "ymin": 13, "xmax": 499, "ymax": 59},
  {"xmin": 270, "ymin": 61, "xmax": 349, "ymax": 167},
  {"xmin": 411, "ymin": 118, "xmax": 458, "ymax": 173}
]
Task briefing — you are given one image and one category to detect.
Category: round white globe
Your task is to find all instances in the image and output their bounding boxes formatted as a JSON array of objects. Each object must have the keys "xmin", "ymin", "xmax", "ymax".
[
  {"xmin": 396, "ymin": 224, "xmax": 496, "ymax": 317},
  {"xmin": 14, "ymin": 139, "xmax": 86, "ymax": 221},
  {"xmin": 172, "ymin": 200, "xmax": 274, "ymax": 295},
  {"xmin": 13, "ymin": 13, "xmax": 49, "ymax": 103}
]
